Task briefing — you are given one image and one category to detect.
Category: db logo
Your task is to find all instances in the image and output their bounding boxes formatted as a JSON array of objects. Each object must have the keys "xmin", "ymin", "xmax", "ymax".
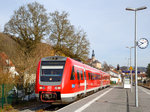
[{"xmin": 47, "ymin": 86, "xmax": 52, "ymax": 91}]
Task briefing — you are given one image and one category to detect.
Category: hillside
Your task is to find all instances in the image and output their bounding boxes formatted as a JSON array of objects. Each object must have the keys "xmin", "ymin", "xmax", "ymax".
[
  {"xmin": 0, "ymin": 33, "xmax": 54, "ymax": 74},
  {"xmin": 0, "ymin": 33, "xmax": 19, "ymax": 61}
]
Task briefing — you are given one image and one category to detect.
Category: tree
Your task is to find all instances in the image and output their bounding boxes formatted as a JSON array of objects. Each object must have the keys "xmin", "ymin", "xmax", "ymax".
[
  {"xmin": 117, "ymin": 64, "xmax": 120, "ymax": 70},
  {"xmin": 49, "ymin": 11, "xmax": 74, "ymax": 51},
  {"xmin": 49, "ymin": 11, "xmax": 90, "ymax": 61},
  {"xmin": 4, "ymin": 2, "xmax": 50, "ymax": 53},
  {"xmin": 3, "ymin": 2, "xmax": 51, "ymax": 93},
  {"xmin": 102, "ymin": 61, "xmax": 110, "ymax": 72},
  {"xmin": 146, "ymin": 63, "xmax": 150, "ymax": 78},
  {"xmin": 69, "ymin": 29, "xmax": 90, "ymax": 60},
  {"xmin": 13, "ymin": 42, "xmax": 54, "ymax": 94}
]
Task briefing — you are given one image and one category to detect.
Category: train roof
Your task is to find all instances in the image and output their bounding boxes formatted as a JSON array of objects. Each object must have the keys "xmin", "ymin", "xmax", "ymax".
[
  {"xmin": 41, "ymin": 56, "xmax": 67, "ymax": 61},
  {"xmin": 41, "ymin": 56, "xmax": 109, "ymax": 75},
  {"xmin": 68, "ymin": 57, "xmax": 100, "ymax": 72}
]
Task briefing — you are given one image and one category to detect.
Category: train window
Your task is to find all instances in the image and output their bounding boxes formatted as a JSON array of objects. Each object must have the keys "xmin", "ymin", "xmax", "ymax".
[
  {"xmin": 91, "ymin": 73, "xmax": 93, "ymax": 80},
  {"xmin": 41, "ymin": 68, "xmax": 63, "ymax": 82},
  {"xmin": 88, "ymin": 73, "xmax": 90, "ymax": 80},
  {"xmin": 84, "ymin": 70, "xmax": 86, "ymax": 80},
  {"xmin": 70, "ymin": 66, "xmax": 75, "ymax": 80},
  {"xmin": 96, "ymin": 74, "xmax": 98, "ymax": 80},
  {"xmin": 92, "ymin": 74, "xmax": 94, "ymax": 80},
  {"xmin": 81, "ymin": 71, "xmax": 83, "ymax": 80},
  {"xmin": 97, "ymin": 75, "xmax": 99, "ymax": 80},
  {"xmin": 94, "ymin": 74, "xmax": 96, "ymax": 80},
  {"xmin": 99, "ymin": 75, "xmax": 101, "ymax": 80},
  {"xmin": 77, "ymin": 70, "xmax": 80, "ymax": 80},
  {"xmin": 98, "ymin": 75, "xmax": 100, "ymax": 80}
]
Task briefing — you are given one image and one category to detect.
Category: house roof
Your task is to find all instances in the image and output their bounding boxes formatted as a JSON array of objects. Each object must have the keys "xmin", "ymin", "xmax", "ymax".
[
  {"xmin": 87, "ymin": 58, "xmax": 101, "ymax": 64},
  {"xmin": 111, "ymin": 75, "xmax": 118, "ymax": 78},
  {"xmin": 110, "ymin": 70, "xmax": 119, "ymax": 74},
  {"xmin": 138, "ymin": 73, "xmax": 147, "ymax": 77},
  {"xmin": 93, "ymin": 60, "xmax": 101, "ymax": 64},
  {"xmin": 0, "ymin": 52, "xmax": 14, "ymax": 67}
]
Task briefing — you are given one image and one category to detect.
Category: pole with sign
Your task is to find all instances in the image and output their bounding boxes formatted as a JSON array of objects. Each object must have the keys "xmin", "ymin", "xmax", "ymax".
[{"xmin": 129, "ymin": 66, "xmax": 133, "ymax": 92}]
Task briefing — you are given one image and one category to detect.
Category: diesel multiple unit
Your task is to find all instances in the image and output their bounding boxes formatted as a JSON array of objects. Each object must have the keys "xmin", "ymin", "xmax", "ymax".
[{"xmin": 35, "ymin": 56, "xmax": 110, "ymax": 104}]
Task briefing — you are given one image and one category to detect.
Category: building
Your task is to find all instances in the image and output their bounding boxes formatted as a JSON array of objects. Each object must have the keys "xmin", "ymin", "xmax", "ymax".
[
  {"xmin": 0, "ymin": 52, "xmax": 19, "ymax": 77},
  {"xmin": 87, "ymin": 50, "xmax": 102, "ymax": 69},
  {"xmin": 108, "ymin": 70, "xmax": 122, "ymax": 83},
  {"xmin": 138, "ymin": 73, "xmax": 147, "ymax": 82}
]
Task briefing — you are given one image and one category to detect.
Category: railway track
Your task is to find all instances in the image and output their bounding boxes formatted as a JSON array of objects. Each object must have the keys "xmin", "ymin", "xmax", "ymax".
[
  {"xmin": 20, "ymin": 86, "xmax": 109, "ymax": 112},
  {"xmin": 20, "ymin": 103, "xmax": 67, "ymax": 112},
  {"xmin": 43, "ymin": 104, "xmax": 68, "ymax": 111}
]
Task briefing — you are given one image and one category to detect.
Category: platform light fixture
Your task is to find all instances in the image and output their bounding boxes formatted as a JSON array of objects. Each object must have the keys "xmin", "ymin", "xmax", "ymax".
[{"xmin": 126, "ymin": 6, "xmax": 147, "ymax": 107}]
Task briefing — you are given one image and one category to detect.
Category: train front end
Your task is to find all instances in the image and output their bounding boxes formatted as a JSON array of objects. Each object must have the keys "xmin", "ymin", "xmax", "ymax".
[{"xmin": 35, "ymin": 56, "xmax": 67, "ymax": 103}]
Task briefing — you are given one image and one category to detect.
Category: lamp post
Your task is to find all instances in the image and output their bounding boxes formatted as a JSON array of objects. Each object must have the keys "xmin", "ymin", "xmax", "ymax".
[
  {"xmin": 126, "ymin": 46, "xmax": 134, "ymax": 92},
  {"xmin": 126, "ymin": 6, "xmax": 147, "ymax": 107}
]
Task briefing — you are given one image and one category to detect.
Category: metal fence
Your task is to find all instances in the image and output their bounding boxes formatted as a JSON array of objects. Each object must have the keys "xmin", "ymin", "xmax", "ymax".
[
  {"xmin": 0, "ymin": 84, "xmax": 18, "ymax": 109},
  {"xmin": 0, "ymin": 83, "xmax": 36, "ymax": 109}
]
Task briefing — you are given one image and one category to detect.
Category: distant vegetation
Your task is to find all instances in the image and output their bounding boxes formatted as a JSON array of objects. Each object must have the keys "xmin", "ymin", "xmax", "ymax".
[
  {"xmin": 146, "ymin": 64, "xmax": 150, "ymax": 77},
  {"xmin": 120, "ymin": 66, "xmax": 146, "ymax": 72}
]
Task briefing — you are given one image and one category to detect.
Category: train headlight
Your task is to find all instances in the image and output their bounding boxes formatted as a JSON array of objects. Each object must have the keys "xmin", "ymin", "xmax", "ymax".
[
  {"xmin": 58, "ymin": 87, "xmax": 61, "ymax": 89},
  {"xmin": 39, "ymin": 86, "xmax": 45, "ymax": 89},
  {"xmin": 55, "ymin": 86, "xmax": 61, "ymax": 90},
  {"xmin": 55, "ymin": 87, "xmax": 58, "ymax": 90}
]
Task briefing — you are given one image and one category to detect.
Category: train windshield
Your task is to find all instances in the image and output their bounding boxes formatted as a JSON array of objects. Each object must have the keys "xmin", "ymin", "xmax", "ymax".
[
  {"xmin": 40, "ymin": 66, "xmax": 63, "ymax": 82},
  {"xmin": 40, "ymin": 61, "xmax": 66, "ymax": 85}
]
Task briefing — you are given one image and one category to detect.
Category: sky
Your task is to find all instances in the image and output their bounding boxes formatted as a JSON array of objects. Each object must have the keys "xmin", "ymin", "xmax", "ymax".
[{"xmin": 0, "ymin": 0, "xmax": 150, "ymax": 67}]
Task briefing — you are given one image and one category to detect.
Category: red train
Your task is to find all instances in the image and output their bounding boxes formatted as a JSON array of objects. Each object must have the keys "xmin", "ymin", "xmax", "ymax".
[{"xmin": 35, "ymin": 56, "xmax": 110, "ymax": 104}]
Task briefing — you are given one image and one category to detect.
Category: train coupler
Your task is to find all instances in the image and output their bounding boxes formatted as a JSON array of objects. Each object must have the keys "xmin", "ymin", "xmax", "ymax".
[{"xmin": 40, "ymin": 91, "xmax": 57, "ymax": 102}]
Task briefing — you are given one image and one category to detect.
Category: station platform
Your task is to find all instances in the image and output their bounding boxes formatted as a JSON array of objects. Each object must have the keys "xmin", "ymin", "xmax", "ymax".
[{"xmin": 57, "ymin": 85, "xmax": 150, "ymax": 112}]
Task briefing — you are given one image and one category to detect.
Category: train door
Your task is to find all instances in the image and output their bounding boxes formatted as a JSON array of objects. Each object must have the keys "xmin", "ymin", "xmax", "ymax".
[
  {"xmin": 70, "ymin": 66, "xmax": 77, "ymax": 93},
  {"xmin": 77, "ymin": 70, "xmax": 81, "ymax": 89},
  {"xmin": 80, "ymin": 69, "xmax": 85, "ymax": 91},
  {"xmin": 84, "ymin": 69, "xmax": 87, "ymax": 94},
  {"xmin": 101, "ymin": 73, "xmax": 103, "ymax": 88},
  {"xmin": 103, "ymin": 76, "xmax": 106, "ymax": 86}
]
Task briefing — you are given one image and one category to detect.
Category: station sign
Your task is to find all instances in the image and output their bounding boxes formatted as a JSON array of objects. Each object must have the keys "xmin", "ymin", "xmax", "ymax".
[
  {"xmin": 122, "ymin": 71, "xmax": 140, "ymax": 73},
  {"xmin": 129, "ymin": 66, "xmax": 133, "ymax": 70}
]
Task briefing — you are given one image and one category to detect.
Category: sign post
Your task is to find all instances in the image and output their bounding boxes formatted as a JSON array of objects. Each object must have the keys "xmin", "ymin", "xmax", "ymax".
[{"xmin": 129, "ymin": 66, "xmax": 133, "ymax": 92}]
